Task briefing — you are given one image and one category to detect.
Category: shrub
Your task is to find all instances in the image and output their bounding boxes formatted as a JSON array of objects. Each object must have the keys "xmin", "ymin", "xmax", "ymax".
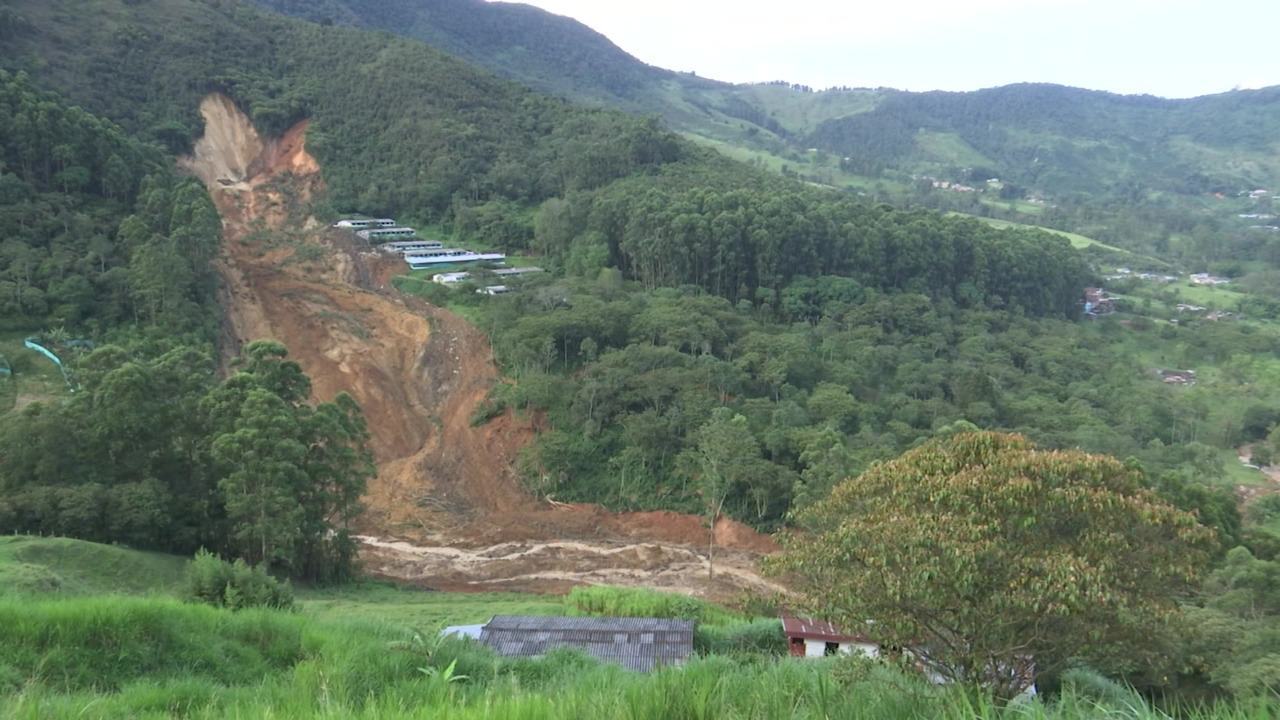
[
  {"xmin": 694, "ymin": 618, "xmax": 787, "ymax": 656},
  {"xmin": 183, "ymin": 549, "xmax": 295, "ymax": 611}
]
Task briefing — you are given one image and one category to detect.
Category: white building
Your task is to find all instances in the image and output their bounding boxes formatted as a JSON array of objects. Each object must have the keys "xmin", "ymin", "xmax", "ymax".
[{"xmin": 781, "ymin": 616, "xmax": 879, "ymax": 659}]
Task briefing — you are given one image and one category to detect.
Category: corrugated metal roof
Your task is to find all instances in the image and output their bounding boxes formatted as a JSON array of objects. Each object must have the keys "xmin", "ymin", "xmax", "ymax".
[
  {"xmin": 441, "ymin": 624, "xmax": 484, "ymax": 640},
  {"xmin": 781, "ymin": 616, "xmax": 872, "ymax": 643},
  {"xmin": 478, "ymin": 615, "xmax": 694, "ymax": 672}
]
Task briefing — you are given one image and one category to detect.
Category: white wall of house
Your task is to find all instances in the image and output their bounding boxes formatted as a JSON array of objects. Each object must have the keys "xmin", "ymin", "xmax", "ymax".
[{"xmin": 799, "ymin": 638, "xmax": 880, "ymax": 658}]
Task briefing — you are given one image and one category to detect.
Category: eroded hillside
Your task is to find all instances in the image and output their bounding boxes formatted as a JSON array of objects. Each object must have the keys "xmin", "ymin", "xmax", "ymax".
[{"xmin": 180, "ymin": 94, "xmax": 780, "ymax": 599}]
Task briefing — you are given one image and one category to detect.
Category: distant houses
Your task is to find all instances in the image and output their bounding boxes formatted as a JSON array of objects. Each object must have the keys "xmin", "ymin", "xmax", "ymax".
[
  {"xmin": 1190, "ymin": 273, "xmax": 1231, "ymax": 286},
  {"xmin": 333, "ymin": 216, "xmax": 506, "ymax": 269},
  {"xmin": 1157, "ymin": 369, "xmax": 1197, "ymax": 386}
]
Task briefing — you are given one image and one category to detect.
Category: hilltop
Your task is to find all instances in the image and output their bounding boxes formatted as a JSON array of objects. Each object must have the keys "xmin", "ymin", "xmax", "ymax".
[{"xmin": 242, "ymin": 0, "xmax": 1280, "ymax": 206}]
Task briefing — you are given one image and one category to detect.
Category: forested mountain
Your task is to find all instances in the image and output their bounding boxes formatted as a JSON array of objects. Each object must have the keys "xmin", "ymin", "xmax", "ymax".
[
  {"xmin": 0, "ymin": 0, "xmax": 1088, "ymax": 312},
  {"xmin": 239, "ymin": 0, "xmax": 1280, "ymax": 205},
  {"xmin": 245, "ymin": 0, "xmax": 711, "ymax": 111},
  {"xmin": 803, "ymin": 83, "xmax": 1280, "ymax": 197}
]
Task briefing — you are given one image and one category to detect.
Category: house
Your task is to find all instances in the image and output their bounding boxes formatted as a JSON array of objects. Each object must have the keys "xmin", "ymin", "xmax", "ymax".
[
  {"xmin": 334, "ymin": 218, "xmax": 396, "ymax": 230},
  {"xmin": 781, "ymin": 616, "xmax": 1037, "ymax": 697},
  {"xmin": 1190, "ymin": 273, "xmax": 1231, "ymax": 285},
  {"xmin": 1082, "ymin": 288, "xmax": 1114, "ymax": 317},
  {"xmin": 379, "ymin": 240, "xmax": 444, "ymax": 254},
  {"xmin": 1157, "ymin": 369, "xmax": 1197, "ymax": 385},
  {"xmin": 356, "ymin": 227, "xmax": 417, "ymax": 241},
  {"xmin": 782, "ymin": 616, "xmax": 880, "ymax": 659},
  {"xmin": 476, "ymin": 615, "xmax": 695, "ymax": 672}
]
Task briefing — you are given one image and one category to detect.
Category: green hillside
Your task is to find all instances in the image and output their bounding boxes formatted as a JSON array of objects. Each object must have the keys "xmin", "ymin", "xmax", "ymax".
[
  {"xmin": 6, "ymin": 0, "xmax": 1280, "ymax": 710},
  {"xmin": 0, "ymin": 536, "xmax": 187, "ymax": 596},
  {"xmin": 803, "ymin": 83, "xmax": 1280, "ymax": 197},
  {"xmin": 236, "ymin": 0, "xmax": 1280, "ymax": 215}
]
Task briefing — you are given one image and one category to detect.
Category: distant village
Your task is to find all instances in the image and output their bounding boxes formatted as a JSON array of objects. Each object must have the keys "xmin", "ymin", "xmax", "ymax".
[
  {"xmin": 1083, "ymin": 265, "xmax": 1245, "ymax": 391},
  {"xmin": 333, "ymin": 217, "xmax": 542, "ymax": 294}
]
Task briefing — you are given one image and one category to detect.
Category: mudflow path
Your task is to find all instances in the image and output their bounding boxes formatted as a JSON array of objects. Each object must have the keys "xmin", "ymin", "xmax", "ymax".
[{"xmin": 180, "ymin": 94, "xmax": 781, "ymax": 600}]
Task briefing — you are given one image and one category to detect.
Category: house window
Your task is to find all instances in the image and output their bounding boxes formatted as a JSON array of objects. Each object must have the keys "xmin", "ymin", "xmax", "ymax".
[
  {"xmin": 789, "ymin": 637, "xmax": 805, "ymax": 657},
  {"xmin": 824, "ymin": 642, "xmax": 839, "ymax": 656}
]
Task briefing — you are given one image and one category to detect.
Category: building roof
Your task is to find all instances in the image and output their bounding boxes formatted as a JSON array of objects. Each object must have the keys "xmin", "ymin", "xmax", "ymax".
[
  {"xmin": 441, "ymin": 624, "xmax": 485, "ymax": 640},
  {"xmin": 781, "ymin": 616, "xmax": 872, "ymax": 643},
  {"xmin": 477, "ymin": 615, "xmax": 695, "ymax": 672}
]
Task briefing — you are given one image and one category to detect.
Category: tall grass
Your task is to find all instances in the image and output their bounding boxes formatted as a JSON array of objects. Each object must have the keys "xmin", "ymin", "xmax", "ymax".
[
  {"xmin": 2, "ymin": 595, "xmax": 1275, "ymax": 720},
  {"xmin": 565, "ymin": 586, "xmax": 740, "ymax": 625},
  {"xmin": 0, "ymin": 536, "xmax": 187, "ymax": 596}
]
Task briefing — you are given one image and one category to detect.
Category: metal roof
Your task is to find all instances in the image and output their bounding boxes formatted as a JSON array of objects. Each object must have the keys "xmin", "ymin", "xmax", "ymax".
[
  {"xmin": 478, "ymin": 615, "xmax": 695, "ymax": 672},
  {"xmin": 441, "ymin": 624, "xmax": 485, "ymax": 640},
  {"xmin": 781, "ymin": 616, "xmax": 873, "ymax": 643}
]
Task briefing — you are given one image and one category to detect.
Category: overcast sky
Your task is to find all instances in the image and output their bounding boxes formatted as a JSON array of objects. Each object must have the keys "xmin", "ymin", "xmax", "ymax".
[{"xmin": 504, "ymin": 0, "xmax": 1279, "ymax": 98}]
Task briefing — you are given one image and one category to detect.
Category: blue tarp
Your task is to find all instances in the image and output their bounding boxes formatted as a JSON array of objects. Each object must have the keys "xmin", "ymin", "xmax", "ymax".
[
  {"xmin": 23, "ymin": 337, "xmax": 74, "ymax": 389},
  {"xmin": 23, "ymin": 338, "xmax": 64, "ymax": 370}
]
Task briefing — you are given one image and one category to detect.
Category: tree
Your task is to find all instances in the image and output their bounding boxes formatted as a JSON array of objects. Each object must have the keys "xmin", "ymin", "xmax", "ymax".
[
  {"xmin": 679, "ymin": 408, "xmax": 767, "ymax": 578},
  {"xmin": 211, "ymin": 387, "xmax": 307, "ymax": 574},
  {"xmin": 768, "ymin": 432, "xmax": 1218, "ymax": 702}
]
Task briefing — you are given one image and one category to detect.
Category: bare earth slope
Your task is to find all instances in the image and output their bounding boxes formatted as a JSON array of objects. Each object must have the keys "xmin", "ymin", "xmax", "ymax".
[{"xmin": 180, "ymin": 94, "xmax": 781, "ymax": 599}]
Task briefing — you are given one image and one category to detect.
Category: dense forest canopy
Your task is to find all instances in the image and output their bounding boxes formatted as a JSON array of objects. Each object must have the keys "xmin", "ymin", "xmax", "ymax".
[
  {"xmin": 0, "ymin": 0, "xmax": 1092, "ymax": 314},
  {"xmin": 0, "ymin": 68, "xmax": 219, "ymax": 336},
  {"xmin": 245, "ymin": 0, "xmax": 701, "ymax": 109}
]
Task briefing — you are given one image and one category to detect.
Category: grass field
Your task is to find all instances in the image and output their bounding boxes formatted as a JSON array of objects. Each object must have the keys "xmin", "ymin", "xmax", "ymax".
[
  {"xmin": 0, "ymin": 541, "xmax": 1275, "ymax": 718},
  {"xmin": 0, "ymin": 536, "xmax": 188, "ymax": 597},
  {"xmin": 916, "ymin": 131, "xmax": 994, "ymax": 168},
  {"xmin": 679, "ymin": 132, "xmax": 903, "ymax": 194},
  {"xmin": 1165, "ymin": 282, "xmax": 1252, "ymax": 309},
  {"xmin": 300, "ymin": 583, "xmax": 563, "ymax": 628},
  {"xmin": 947, "ymin": 213, "xmax": 1125, "ymax": 252},
  {"xmin": 1, "ymin": 593, "xmax": 1273, "ymax": 720}
]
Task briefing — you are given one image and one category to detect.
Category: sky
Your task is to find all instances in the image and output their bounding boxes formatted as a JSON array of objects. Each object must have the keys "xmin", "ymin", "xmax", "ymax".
[{"xmin": 502, "ymin": 0, "xmax": 1280, "ymax": 98}]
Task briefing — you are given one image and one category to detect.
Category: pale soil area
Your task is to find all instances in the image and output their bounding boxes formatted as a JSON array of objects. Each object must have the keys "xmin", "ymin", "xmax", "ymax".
[
  {"xmin": 180, "ymin": 94, "xmax": 779, "ymax": 600},
  {"xmin": 1236, "ymin": 445, "xmax": 1280, "ymax": 503}
]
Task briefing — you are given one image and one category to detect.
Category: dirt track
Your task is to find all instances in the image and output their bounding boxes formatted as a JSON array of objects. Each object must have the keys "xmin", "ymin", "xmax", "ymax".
[{"xmin": 180, "ymin": 94, "xmax": 779, "ymax": 600}]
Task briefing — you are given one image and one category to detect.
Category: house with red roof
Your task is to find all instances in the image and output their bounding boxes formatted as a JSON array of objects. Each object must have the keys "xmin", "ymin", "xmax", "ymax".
[{"xmin": 781, "ymin": 616, "xmax": 881, "ymax": 659}]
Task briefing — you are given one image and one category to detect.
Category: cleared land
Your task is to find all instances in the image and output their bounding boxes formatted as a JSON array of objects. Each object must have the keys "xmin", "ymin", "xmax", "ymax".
[{"xmin": 947, "ymin": 213, "xmax": 1123, "ymax": 251}]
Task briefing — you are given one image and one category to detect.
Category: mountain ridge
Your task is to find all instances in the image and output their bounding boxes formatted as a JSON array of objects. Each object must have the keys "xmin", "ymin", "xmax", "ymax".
[{"xmin": 242, "ymin": 0, "xmax": 1280, "ymax": 203}]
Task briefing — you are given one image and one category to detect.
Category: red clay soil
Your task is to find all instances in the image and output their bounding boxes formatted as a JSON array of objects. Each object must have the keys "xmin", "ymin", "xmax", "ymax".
[{"xmin": 179, "ymin": 94, "xmax": 780, "ymax": 599}]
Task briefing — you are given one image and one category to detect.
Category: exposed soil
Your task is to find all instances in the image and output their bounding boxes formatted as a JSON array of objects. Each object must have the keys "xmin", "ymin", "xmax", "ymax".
[
  {"xmin": 1235, "ymin": 445, "xmax": 1280, "ymax": 504},
  {"xmin": 180, "ymin": 94, "xmax": 779, "ymax": 601}
]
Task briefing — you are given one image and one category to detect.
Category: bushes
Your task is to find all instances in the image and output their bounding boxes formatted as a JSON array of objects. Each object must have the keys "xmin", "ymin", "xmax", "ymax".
[
  {"xmin": 183, "ymin": 549, "xmax": 295, "ymax": 611},
  {"xmin": 694, "ymin": 618, "xmax": 787, "ymax": 656}
]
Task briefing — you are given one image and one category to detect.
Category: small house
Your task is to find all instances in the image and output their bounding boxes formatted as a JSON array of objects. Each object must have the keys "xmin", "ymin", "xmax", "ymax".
[
  {"xmin": 781, "ymin": 616, "xmax": 879, "ymax": 659},
  {"xmin": 477, "ymin": 615, "xmax": 695, "ymax": 672},
  {"xmin": 1157, "ymin": 369, "xmax": 1197, "ymax": 385}
]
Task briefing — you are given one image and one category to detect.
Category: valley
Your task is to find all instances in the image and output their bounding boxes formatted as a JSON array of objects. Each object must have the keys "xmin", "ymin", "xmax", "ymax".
[
  {"xmin": 1, "ymin": 0, "xmax": 1280, "ymax": 716},
  {"xmin": 178, "ymin": 90, "xmax": 778, "ymax": 599}
]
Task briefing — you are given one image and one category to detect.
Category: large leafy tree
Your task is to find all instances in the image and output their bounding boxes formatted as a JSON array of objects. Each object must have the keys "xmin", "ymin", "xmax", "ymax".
[
  {"xmin": 768, "ymin": 432, "xmax": 1218, "ymax": 701},
  {"xmin": 205, "ymin": 341, "xmax": 372, "ymax": 581},
  {"xmin": 678, "ymin": 408, "xmax": 770, "ymax": 578}
]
